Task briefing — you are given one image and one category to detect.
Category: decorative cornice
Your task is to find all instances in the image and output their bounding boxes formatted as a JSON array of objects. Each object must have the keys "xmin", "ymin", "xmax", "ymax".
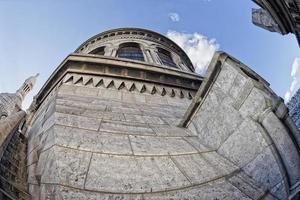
[
  {"xmin": 35, "ymin": 53, "xmax": 202, "ymax": 111},
  {"xmin": 63, "ymin": 73, "xmax": 195, "ymax": 99}
]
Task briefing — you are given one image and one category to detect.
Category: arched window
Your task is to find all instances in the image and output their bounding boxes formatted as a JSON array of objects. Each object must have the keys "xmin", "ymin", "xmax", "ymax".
[
  {"xmin": 117, "ymin": 43, "xmax": 144, "ymax": 61},
  {"xmin": 89, "ymin": 46, "xmax": 105, "ymax": 55},
  {"xmin": 157, "ymin": 48, "xmax": 176, "ymax": 68}
]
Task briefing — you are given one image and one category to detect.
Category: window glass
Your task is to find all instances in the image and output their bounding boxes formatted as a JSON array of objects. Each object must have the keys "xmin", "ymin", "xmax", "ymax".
[
  {"xmin": 157, "ymin": 48, "xmax": 176, "ymax": 68},
  {"xmin": 117, "ymin": 43, "xmax": 144, "ymax": 61}
]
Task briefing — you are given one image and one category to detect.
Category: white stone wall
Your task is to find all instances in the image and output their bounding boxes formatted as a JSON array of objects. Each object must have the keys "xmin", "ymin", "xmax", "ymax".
[
  {"xmin": 26, "ymin": 69, "xmax": 273, "ymax": 199},
  {"xmin": 185, "ymin": 53, "xmax": 300, "ymax": 199}
]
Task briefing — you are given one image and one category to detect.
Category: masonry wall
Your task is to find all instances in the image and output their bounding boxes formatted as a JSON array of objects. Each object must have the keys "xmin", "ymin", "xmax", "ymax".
[
  {"xmin": 26, "ymin": 68, "xmax": 275, "ymax": 199},
  {"xmin": 184, "ymin": 53, "xmax": 300, "ymax": 199}
]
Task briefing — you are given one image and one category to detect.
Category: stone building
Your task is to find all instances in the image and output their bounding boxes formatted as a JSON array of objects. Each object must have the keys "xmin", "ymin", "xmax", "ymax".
[
  {"xmin": 1, "ymin": 28, "xmax": 300, "ymax": 199},
  {"xmin": 252, "ymin": 0, "xmax": 300, "ymax": 45},
  {"xmin": 287, "ymin": 87, "xmax": 300, "ymax": 129}
]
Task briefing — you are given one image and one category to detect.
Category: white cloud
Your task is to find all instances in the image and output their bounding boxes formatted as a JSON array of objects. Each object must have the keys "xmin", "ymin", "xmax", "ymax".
[
  {"xmin": 168, "ymin": 13, "xmax": 180, "ymax": 22},
  {"xmin": 284, "ymin": 57, "xmax": 300, "ymax": 102},
  {"xmin": 166, "ymin": 30, "xmax": 219, "ymax": 75}
]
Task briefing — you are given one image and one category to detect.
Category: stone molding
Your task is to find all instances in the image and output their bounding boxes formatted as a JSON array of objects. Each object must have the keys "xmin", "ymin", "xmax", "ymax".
[
  {"xmin": 35, "ymin": 53, "xmax": 202, "ymax": 112},
  {"xmin": 62, "ymin": 73, "xmax": 195, "ymax": 100}
]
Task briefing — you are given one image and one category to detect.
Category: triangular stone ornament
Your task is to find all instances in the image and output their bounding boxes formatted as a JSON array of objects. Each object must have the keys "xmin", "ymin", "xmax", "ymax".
[
  {"xmin": 125, "ymin": 81, "xmax": 134, "ymax": 90},
  {"xmin": 140, "ymin": 85, "xmax": 147, "ymax": 93},
  {"xmin": 118, "ymin": 82, "xmax": 126, "ymax": 90},
  {"xmin": 129, "ymin": 83, "xmax": 136, "ymax": 92},
  {"xmin": 73, "ymin": 75, "xmax": 82, "ymax": 84},
  {"xmin": 107, "ymin": 80, "xmax": 115, "ymax": 89},
  {"xmin": 74, "ymin": 76, "xmax": 83, "ymax": 85},
  {"xmin": 63, "ymin": 74, "xmax": 73, "ymax": 83},
  {"xmin": 65, "ymin": 76, "xmax": 74, "ymax": 84},
  {"xmin": 102, "ymin": 77, "xmax": 112, "ymax": 88},
  {"xmin": 161, "ymin": 88, "xmax": 167, "ymax": 96},
  {"xmin": 180, "ymin": 90, "xmax": 184, "ymax": 98},
  {"xmin": 135, "ymin": 82, "xmax": 144, "ymax": 92},
  {"xmin": 83, "ymin": 76, "xmax": 93, "ymax": 85},
  {"xmin": 170, "ymin": 89, "xmax": 176, "ymax": 97},
  {"xmin": 114, "ymin": 79, "xmax": 123, "ymax": 89},
  {"xmin": 92, "ymin": 77, "xmax": 102, "ymax": 87},
  {"xmin": 151, "ymin": 86, "xmax": 157, "ymax": 94}
]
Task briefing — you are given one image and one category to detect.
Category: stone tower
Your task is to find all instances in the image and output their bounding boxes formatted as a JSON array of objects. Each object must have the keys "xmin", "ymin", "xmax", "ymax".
[
  {"xmin": 0, "ymin": 73, "xmax": 38, "ymax": 119},
  {"xmin": 26, "ymin": 28, "xmax": 300, "ymax": 199}
]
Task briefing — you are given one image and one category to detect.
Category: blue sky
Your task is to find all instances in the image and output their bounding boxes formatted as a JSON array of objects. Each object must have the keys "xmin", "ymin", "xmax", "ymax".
[{"xmin": 0, "ymin": 0, "xmax": 299, "ymax": 108}]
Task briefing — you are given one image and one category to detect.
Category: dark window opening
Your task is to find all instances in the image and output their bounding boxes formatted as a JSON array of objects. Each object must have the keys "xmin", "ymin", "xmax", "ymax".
[
  {"xmin": 157, "ymin": 48, "xmax": 176, "ymax": 68},
  {"xmin": 117, "ymin": 43, "xmax": 144, "ymax": 61},
  {"xmin": 89, "ymin": 46, "xmax": 105, "ymax": 56}
]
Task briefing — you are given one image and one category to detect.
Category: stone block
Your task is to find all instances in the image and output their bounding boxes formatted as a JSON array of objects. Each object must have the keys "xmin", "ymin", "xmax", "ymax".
[
  {"xmin": 129, "ymin": 135, "xmax": 197, "ymax": 155},
  {"xmin": 239, "ymin": 87, "xmax": 268, "ymax": 118},
  {"xmin": 172, "ymin": 153, "xmax": 227, "ymax": 184},
  {"xmin": 242, "ymin": 147, "xmax": 283, "ymax": 190},
  {"xmin": 184, "ymin": 137, "xmax": 212, "ymax": 152},
  {"xmin": 75, "ymin": 86, "xmax": 99, "ymax": 97},
  {"xmin": 54, "ymin": 125, "xmax": 132, "ymax": 155},
  {"xmin": 40, "ymin": 146, "xmax": 92, "ymax": 189},
  {"xmin": 56, "ymin": 98, "xmax": 107, "ymax": 111},
  {"xmin": 218, "ymin": 118, "xmax": 269, "ymax": 167},
  {"xmin": 229, "ymin": 72, "xmax": 248, "ymax": 100},
  {"xmin": 227, "ymin": 171, "xmax": 266, "ymax": 199},
  {"xmin": 143, "ymin": 178, "xmax": 251, "ymax": 200},
  {"xmin": 150, "ymin": 124, "xmax": 191, "ymax": 136},
  {"xmin": 99, "ymin": 88, "xmax": 122, "ymax": 100},
  {"xmin": 197, "ymin": 102, "xmax": 243, "ymax": 149},
  {"xmin": 124, "ymin": 113, "xmax": 166, "ymax": 125},
  {"xmin": 214, "ymin": 62, "xmax": 238, "ymax": 93},
  {"xmin": 40, "ymin": 184, "xmax": 144, "ymax": 200},
  {"xmin": 100, "ymin": 120, "xmax": 155, "ymax": 135},
  {"xmin": 84, "ymin": 154, "xmax": 190, "ymax": 193},
  {"xmin": 55, "ymin": 112, "xmax": 101, "ymax": 131}
]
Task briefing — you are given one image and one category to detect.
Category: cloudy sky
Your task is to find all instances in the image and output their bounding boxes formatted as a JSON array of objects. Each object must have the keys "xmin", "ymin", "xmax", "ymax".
[{"xmin": 0, "ymin": 0, "xmax": 299, "ymax": 109}]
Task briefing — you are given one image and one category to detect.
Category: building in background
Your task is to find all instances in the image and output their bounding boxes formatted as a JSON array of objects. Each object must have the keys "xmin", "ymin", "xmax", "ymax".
[
  {"xmin": 0, "ymin": 75, "xmax": 38, "ymax": 200},
  {"xmin": 288, "ymin": 88, "xmax": 300, "ymax": 129},
  {"xmin": 1, "ymin": 28, "xmax": 300, "ymax": 199},
  {"xmin": 252, "ymin": 0, "xmax": 300, "ymax": 46}
]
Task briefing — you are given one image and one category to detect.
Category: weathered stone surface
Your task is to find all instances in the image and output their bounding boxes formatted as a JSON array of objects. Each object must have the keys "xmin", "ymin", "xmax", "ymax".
[
  {"xmin": 227, "ymin": 171, "xmax": 266, "ymax": 199},
  {"xmin": 40, "ymin": 146, "xmax": 92, "ymax": 189},
  {"xmin": 150, "ymin": 124, "xmax": 191, "ymax": 136},
  {"xmin": 143, "ymin": 179, "xmax": 251, "ymax": 200},
  {"xmin": 124, "ymin": 113, "xmax": 166, "ymax": 125},
  {"xmin": 242, "ymin": 147, "xmax": 283, "ymax": 190},
  {"xmin": 172, "ymin": 153, "xmax": 229, "ymax": 184},
  {"xmin": 40, "ymin": 184, "xmax": 144, "ymax": 200},
  {"xmin": 214, "ymin": 62, "xmax": 238, "ymax": 93},
  {"xmin": 100, "ymin": 120, "xmax": 155, "ymax": 135},
  {"xmin": 218, "ymin": 118, "xmax": 269, "ymax": 167},
  {"xmin": 85, "ymin": 154, "xmax": 190, "ymax": 193},
  {"xmin": 55, "ymin": 112, "xmax": 101, "ymax": 131},
  {"xmin": 183, "ymin": 136, "xmax": 212, "ymax": 152},
  {"xmin": 270, "ymin": 180, "xmax": 288, "ymax": 200},
  {"xmin": 54, "ymin": 125, "xmax": 132, "ymax": 155},
  {"xmin": 262, "ymin": 111, "xmax": 300, "ymax": 185},
  {"xmin": 239, "ymin": 87, "xmax": 268, "ymax": 119},
  {"xmin": 196, "ymin": 101, "xmax": 243, "ymax": 149},
  {"xmin": 129, "ymin": 135, "xmax": 197, "ymax": 155}
]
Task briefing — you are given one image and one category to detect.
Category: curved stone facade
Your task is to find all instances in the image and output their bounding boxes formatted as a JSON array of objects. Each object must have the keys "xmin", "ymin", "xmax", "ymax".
[
  {"xmin": 75, "ymin": 28, "xmax": 194, "ymax": 72},
  {"xmin": 25, "ymin": 28, "xmax": 300, "ymax": 199}
]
